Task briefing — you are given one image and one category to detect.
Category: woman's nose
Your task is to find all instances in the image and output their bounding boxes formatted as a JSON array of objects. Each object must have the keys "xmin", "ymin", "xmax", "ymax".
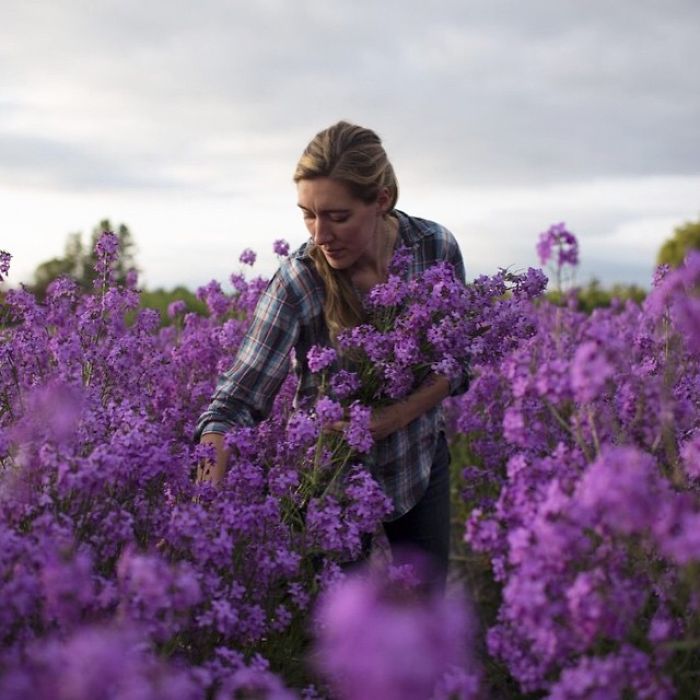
[{"xmin": 312, "ymin": 219, "xmax": 333, "ymax": 245}]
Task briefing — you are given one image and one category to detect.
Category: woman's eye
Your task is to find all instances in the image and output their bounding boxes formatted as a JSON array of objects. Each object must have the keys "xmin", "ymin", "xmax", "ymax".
[{"xmin": 301, "ymin": 211, "xmax": 348, "ymax": 223}]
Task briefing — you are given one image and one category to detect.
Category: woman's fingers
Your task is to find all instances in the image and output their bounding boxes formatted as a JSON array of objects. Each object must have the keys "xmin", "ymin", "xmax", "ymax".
[{"xmin": 369, "ymin": 404, "xmax": 402, "ymax": 441}]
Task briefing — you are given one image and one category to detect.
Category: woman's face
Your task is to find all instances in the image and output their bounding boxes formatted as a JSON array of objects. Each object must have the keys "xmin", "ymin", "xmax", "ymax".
[{"xmin": 296, "ymin": 177, "xmax": 388, "ymax": 271}]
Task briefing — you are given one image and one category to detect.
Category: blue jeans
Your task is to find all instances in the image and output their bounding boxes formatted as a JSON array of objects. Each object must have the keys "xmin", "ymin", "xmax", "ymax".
[{"xmin": 383, "ymin": 431, "xmax": 451, "ymax": 592}]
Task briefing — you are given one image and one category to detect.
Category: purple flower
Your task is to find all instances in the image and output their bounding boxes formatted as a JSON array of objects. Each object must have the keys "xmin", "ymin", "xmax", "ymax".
[
  {"xmin": 536, "ymin": 222, "xmax": 579, "ymax": 268},
  {"xmin": 344, "ymin": 465, "xmax": 393, "ymax": 528},
  {"xmin": 239, "ymin": 248, "xmax": 257, "ymax": 266},
  {"xmin": 570, "ymin": 341, "xmax": 613, "ymax": 403},
  {"xmin": 330, "ymin": 370, "xmax": 360, "ymax": 400},
  {"xmin": 652, "ymin": 263, "xmax": 670, "ymax": 288},
  {"xmin": 306, "ymin": 497, "xmax": 345, "ymax": 553},
  {"xmin": 431, "ymin": 355, "xmax": 461, "ymax": 380},
  {"xmin": 196, "ymin": 280, "xmax": 229, "ymax": 316},
  {"xmin": 344, "ymin": 402, "xmax": 373, "ymax": 453},
  {"xmin": 367, "ymin": 274, "xmax": 407, "ymax": 308},
  {"xmin": 92, "ymin": 231, "xmax": 120, "ymax": 283},
  {"xmin": 218, "ymin": 665, "xmax": 296, "ymax": 700},
  {"xmin": 94, "ymin": 231, "xmax": 119, "ymax": 259},
  {"xmin": 13, "ymin": 379, "xmax": 85, "ymax": 445},
  {"xmin": 125, "ymin": 269, "xmax": 139, "ymax": 289},
  {"xmin": 389, "ymin": 245, "xmax": 414, "ymax": 275},
  {"xmin": 41, "ymin": 550, "xmax": 95, "ymax": 629},
  {"xmin": 432, "ymin": 665, "xmax": 481, "ymax": 700},
  {"xmin": 338, "ymin": 325, "xmax": 391, "ymax": 364},
  {"xmin": 382, "ymin": 363, "xmax": 415, "ymax": 400},
  {"xmin": 117, "ymin": 547, "xmax": 201, "ymax": 641},
  {"xmin": 316, "ymin": 397, "xmax": 344, "ymax": 426},
  {"xmin": 547, "ymin": 646, "xmax": 673, "ymax": 700},
  {"xmin": 286, "ymin": 411, "xmax": 319, "ymax": 448},
  {"xmin": 306, "ymin": 344, "xmax": 337, "ymax": 373},
  {"xmin": 657, "ymin": 508, "xmax": 700, "ymax": 565},
  {"xmin": 393, "ymin": 335, "xmax": 420, "ymax": 365},
  {"xmin": 273, "ymin": 239, "xmax": 290, "ymax": 257},
  {"xmin": 502, "ymin": 407, "xmax": 526, "ymax": 446},
  {"xmin": 536, "ymin": 236, "xmax": 553, "ymax": 267},
  {"xmin": 680, "ymin": 434, "xmax": 700, "ymax": 480},
  {"xmin": 313, "ymin": 564, "xmax": 478, "ymax": 700},
  {"xmin": 648, "ymin": 606, "xmax": 679, "ymax": 645},
  {"xmin": 516, "ymin": 267, "xmax": 549, "ymax": 298},
  {"xmin": 0, "ymin": 624, "xmax": 201, "ymax": 700},
  {"xmin": 167, "ymin": 300, "xmax": 187, "ymax": 318},
  {"xmin": 646, "ymin": 251, "xmax": 700, "ymax": 351},
  {"xmin": 0, "ymin": 250, "xmax": 11, "ymax": 281},
  {"xmin": 574, "ymin": 447, "xmax": 664, "ymax": 535}
]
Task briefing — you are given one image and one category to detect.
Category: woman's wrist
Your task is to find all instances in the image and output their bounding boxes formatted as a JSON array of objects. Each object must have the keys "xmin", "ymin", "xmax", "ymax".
[
  {"xmin": 198, "ymin": 432, "xmax": 229, "ymax": 486},
  {"xmin": 398, "ymin": 374, "xmax": 450, "ymax": 427}
]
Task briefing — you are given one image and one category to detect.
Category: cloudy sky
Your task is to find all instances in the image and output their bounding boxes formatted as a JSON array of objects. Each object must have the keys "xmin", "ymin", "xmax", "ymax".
[{"xmin": 1, "ymin": 0, "xmax": 698, "ymax": 291}]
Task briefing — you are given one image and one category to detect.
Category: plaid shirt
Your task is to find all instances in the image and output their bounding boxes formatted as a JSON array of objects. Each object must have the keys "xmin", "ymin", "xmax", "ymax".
[{"xmin": 194, "ymin": 210, "xmax": 469, "ymax": 519}]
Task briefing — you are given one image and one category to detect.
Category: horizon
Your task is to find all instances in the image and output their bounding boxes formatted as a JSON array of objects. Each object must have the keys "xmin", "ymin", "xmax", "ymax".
[
  {"xmin": 2, "ymin": 1, "xmax": 698, "ymax": 291},
  {"xmin": 2, "ymin": 203, "xmax": 693, "ymax": 294}
]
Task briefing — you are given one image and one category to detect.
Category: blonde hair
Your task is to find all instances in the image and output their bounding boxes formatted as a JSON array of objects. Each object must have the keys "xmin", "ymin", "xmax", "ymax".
[{"xmin": 293, "ymin": 121, "xmax": 399, "ymax": 342}]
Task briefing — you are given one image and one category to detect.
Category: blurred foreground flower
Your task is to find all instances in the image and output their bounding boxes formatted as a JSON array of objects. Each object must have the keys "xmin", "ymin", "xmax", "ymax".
[
  {"xmin": 312, "ymin": 557, "xmax": 480, "ymax": 700},
  {"xmin": 0, "ymin": 625, "xmax": 199, "ymax": 700}
]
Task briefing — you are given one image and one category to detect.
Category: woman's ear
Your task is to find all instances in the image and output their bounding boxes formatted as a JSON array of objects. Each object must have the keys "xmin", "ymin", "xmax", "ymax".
[{"xmin": 376, "ymin": 187, "xmax": 391, "ymax": 215}]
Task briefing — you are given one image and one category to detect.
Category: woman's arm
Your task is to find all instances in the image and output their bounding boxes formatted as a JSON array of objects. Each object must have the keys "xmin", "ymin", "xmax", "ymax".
[
  {"xmin": 194, "ymin": 263, "xmax": 313, "ymax": 485},
  {"xmin": 370, "ymin": 373, "xmax": 450, "ymax": 441}
]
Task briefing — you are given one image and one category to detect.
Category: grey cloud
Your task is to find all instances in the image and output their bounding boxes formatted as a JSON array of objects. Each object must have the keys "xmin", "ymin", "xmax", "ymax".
[
  {"xmin": 579, "ymin": 255, "xmax": 656, "ymax": 289},
  {"xmin": 0, "ymin": 134, "xmax": 187, "ymax": 191},
  {"xmin": 0, "ymin": 0, "xmax": 698, "ymax": 191}
]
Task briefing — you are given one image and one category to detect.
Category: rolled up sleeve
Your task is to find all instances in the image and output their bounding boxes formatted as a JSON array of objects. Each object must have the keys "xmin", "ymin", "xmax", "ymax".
[{"xmin": 193, "ymin": 270, "xmax": 301, "ymax": 442}]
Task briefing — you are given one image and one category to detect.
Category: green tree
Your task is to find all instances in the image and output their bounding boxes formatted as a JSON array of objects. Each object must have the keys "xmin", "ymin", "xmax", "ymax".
[
  {"xmin": 31, "ymin": 220, "xmax": 137, "ymax": 298},
  {"xmin": 32, "ymin": 232, "xmax": 84, "ymax": 299},
  {"xmin": 657, "ymin": 218, "xmax": 700, "ymax": 268},
  {"xmin": 546, "ymin": 278, "xmax": 647, "ymax": 313},
  {"xmin": 138, "ymin": 286, "xmax": 208, "ymax": 325}
]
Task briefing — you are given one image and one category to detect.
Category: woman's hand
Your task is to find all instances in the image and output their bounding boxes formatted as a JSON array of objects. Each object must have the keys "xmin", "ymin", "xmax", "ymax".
[
  {"xmin": 369, "ymin": 404, "xmax": 405, "ymax": 441},
  {"xmin": 327, "ymin": 405, "xmax": 404, "ymax": 442},
  {"xmin": 197, "ymin": 432, "xmax": 230, "ymax": 487},
  {"xmin": 371, "ymin": 374, "xmax": 451, "ymax": 440},
  {"xmin": 327, "ymin": 374, "xmax": 451, "ymax": 443}
]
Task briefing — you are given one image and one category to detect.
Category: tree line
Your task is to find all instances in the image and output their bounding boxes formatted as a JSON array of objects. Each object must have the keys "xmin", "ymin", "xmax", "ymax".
[
  {"xmin": 11, "ymin": 216, "xmax": 700, "ymax": 319},
  {"xmin": 26, "ymin": 219, "xmax": 206, "ymax": 323}
]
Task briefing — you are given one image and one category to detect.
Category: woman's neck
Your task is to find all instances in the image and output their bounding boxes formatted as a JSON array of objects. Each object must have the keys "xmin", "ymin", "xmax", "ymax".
[{"xmin": 349, "ymin": 215, "xmax": 398, "ymax": 292}]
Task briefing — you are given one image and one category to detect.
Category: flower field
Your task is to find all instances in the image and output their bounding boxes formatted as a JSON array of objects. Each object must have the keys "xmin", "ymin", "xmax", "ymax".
[{"xmin": 0, "ymin": 227, "xmax": 699, "ymax": 699}]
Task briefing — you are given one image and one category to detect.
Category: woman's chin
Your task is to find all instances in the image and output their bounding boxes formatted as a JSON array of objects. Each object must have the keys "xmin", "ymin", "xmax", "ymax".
[{"xmin": 323, "ymin": 253, "xmax": 350, "ymax": 269}]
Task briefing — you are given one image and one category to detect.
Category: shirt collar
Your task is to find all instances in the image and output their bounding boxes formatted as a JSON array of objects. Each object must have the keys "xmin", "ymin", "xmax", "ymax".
[{"xmin": 394, "ymin": 209, "xmax": 429, "ymax": 246}]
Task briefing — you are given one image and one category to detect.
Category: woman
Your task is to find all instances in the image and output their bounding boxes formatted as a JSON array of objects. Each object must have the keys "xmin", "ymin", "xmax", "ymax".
[{"xmin": 194, "ymin": 121, "xmax": 469, "ymax": 588}]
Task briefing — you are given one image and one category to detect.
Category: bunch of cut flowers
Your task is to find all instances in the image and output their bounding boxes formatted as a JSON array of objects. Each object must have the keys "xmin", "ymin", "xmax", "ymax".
[
  {"xmin": 313, "ymin": 245, "xmax": 547, "ymax": 407},
  {"xmin": 294, "ymin": 247, "xmax": 548, "ymax": 524}
]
